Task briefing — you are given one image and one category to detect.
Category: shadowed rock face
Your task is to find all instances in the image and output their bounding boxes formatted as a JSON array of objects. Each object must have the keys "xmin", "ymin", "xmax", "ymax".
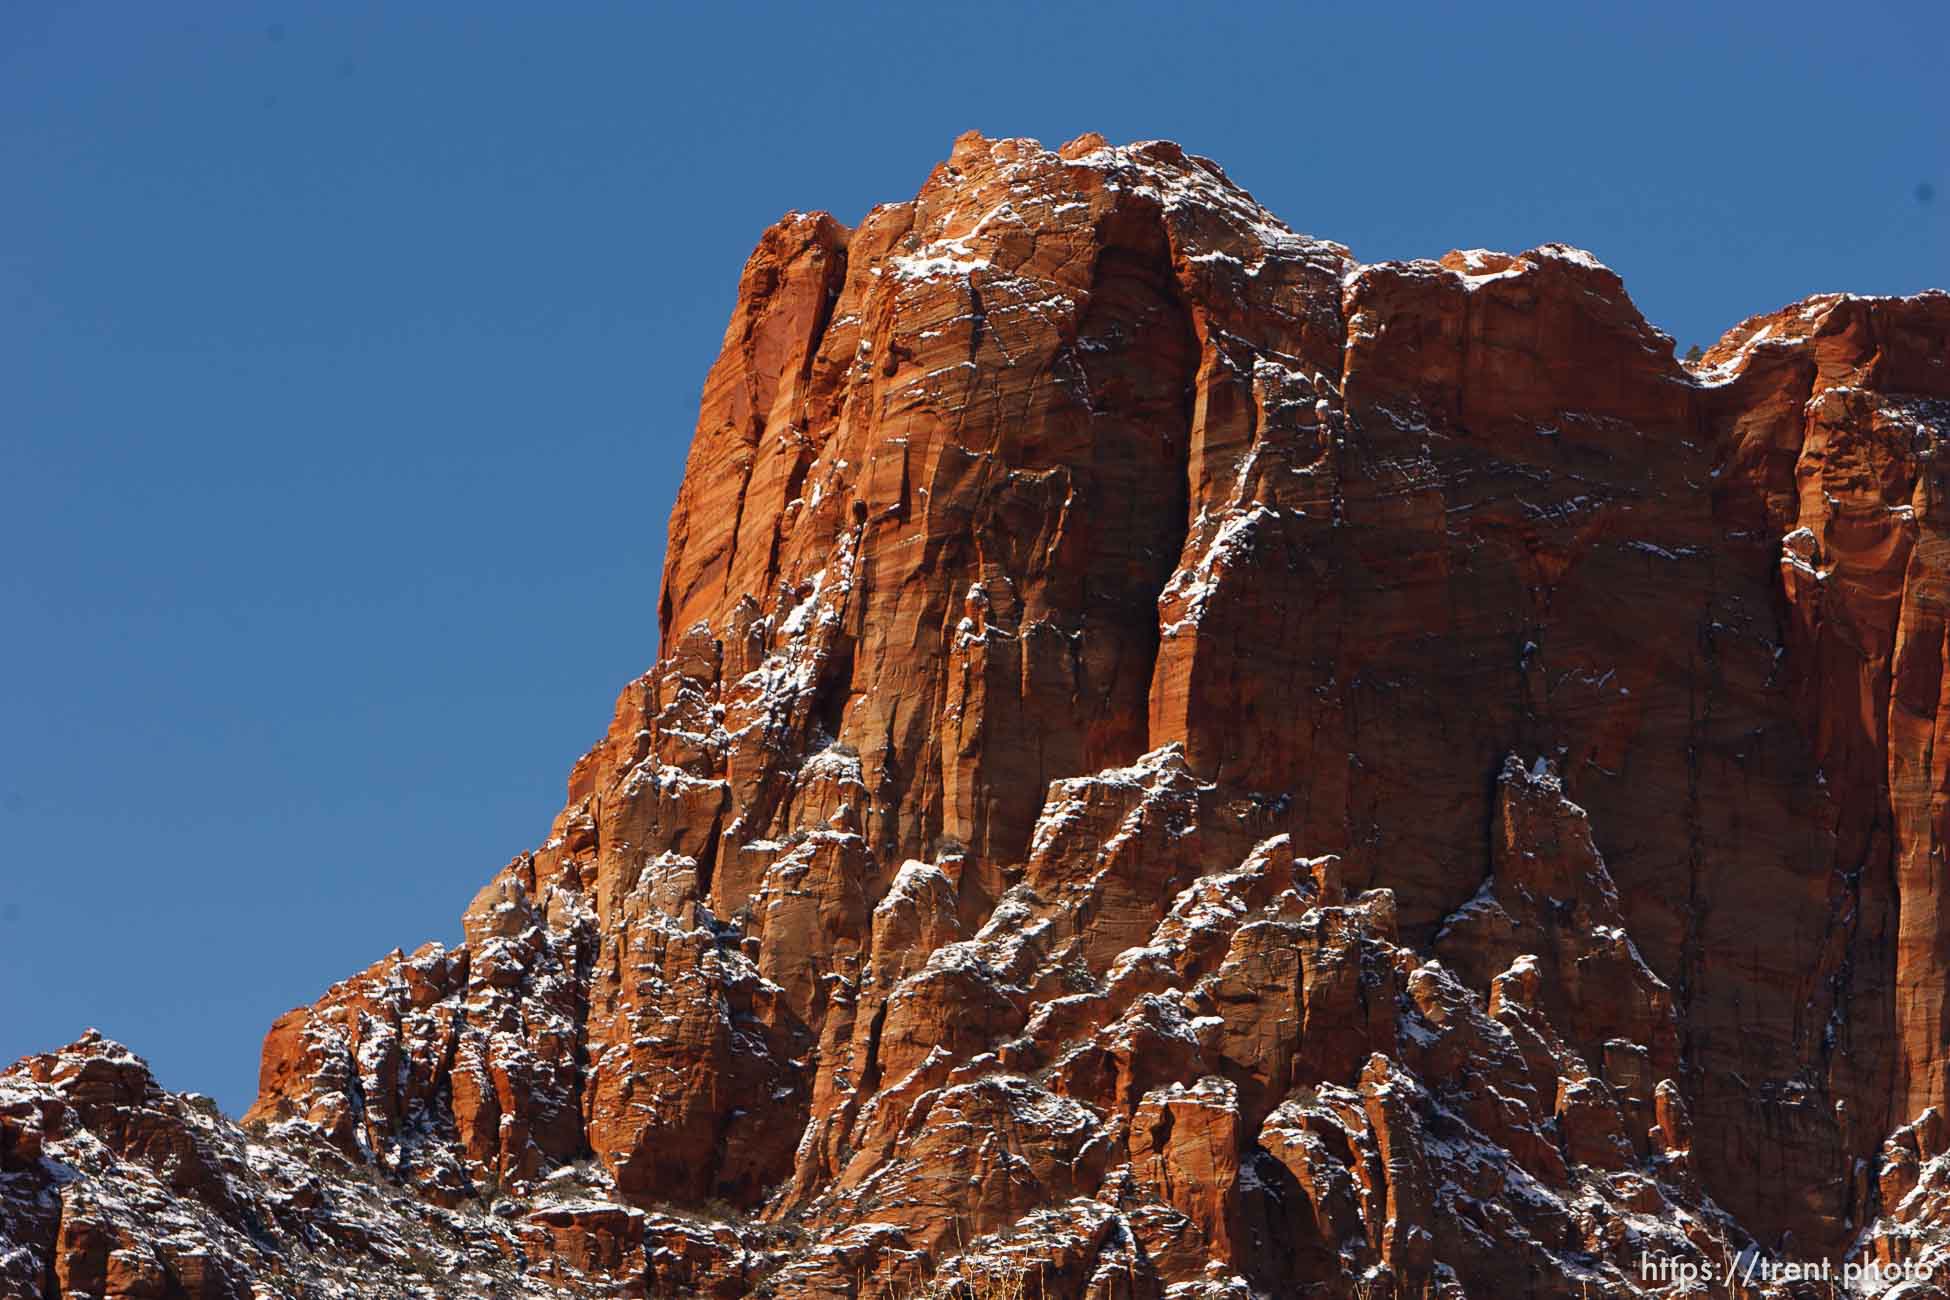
[{"xmin": 8, "ymin": 133, "xmax": 1950, "ymax": 1298}]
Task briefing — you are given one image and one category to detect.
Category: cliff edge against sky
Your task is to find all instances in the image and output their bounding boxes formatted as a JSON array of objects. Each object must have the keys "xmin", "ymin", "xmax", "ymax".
[{"xmin": 6, "ymin": 132, "xmax": 1950, "ymax": 1299}]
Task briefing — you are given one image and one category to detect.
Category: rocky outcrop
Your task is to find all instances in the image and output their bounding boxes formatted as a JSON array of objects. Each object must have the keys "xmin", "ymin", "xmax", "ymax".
[
  {"xmin": 0, "ymin": 1032, "xmax": 593, "ymax": 1299},
  {"xmin": 7, "ymin": 132, "xmax": 1950, "ymax": 1297}
]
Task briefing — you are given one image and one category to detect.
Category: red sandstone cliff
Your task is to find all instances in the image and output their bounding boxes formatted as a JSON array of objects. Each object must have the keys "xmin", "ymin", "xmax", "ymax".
[{"xmin": 6, "ymin": 132, "xmax": 1950, "ymax": 1299}]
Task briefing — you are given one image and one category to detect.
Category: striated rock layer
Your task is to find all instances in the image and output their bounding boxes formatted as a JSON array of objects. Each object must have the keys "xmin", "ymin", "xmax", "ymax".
[{"xmin": 9, "ymin": 132, "xmax": 1950, "ymax": 1298}]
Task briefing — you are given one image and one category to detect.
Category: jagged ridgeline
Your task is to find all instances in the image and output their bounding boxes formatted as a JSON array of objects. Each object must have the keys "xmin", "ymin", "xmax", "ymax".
[{"xmin": 6, "ymin": 132, "xmax": 1950, "ymax": 1300}]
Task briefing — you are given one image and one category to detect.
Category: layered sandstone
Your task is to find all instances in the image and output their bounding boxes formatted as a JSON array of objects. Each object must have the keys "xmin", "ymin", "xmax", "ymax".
[{"xmin": 6, "ymin": 132, "xmax": 1950, "ymax": 1298}]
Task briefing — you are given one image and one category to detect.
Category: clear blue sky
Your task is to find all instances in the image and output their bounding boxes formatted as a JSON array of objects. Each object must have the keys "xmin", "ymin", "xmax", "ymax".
[{"xmin": 3, "ymin": 2, "xmax": 1944, "ymax": 1115}]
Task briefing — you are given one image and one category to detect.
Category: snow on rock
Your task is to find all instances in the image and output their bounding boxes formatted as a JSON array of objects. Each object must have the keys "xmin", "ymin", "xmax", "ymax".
[{"xmin": 12, "ymin": 132, "xmax": 1950, "ymax": 1299}]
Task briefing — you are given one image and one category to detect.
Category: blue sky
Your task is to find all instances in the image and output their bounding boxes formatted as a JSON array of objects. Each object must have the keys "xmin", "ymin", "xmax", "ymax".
[{"xmin": 3, "ymin": 1, "xmax": 1944, "ymax": 1115}]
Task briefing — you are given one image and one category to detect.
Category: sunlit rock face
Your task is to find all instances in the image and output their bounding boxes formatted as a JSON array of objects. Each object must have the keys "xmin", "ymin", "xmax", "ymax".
[{"xmin": 10, "ymin": 133, "xmax": 1950, "ymax": 1299}]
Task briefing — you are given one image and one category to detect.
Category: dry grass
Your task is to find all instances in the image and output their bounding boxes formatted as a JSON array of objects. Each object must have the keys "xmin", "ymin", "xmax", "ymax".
[
  {"xmin": 951, "ymin": 1260, "xmax": 1033, "ymax": 1300},
  {"xmin": 877, "ymin": 1257, "xmax": 1037, "ymax": 1300}
]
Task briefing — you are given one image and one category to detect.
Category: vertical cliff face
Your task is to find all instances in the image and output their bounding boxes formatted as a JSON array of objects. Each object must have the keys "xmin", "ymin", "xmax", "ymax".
[{"xmin": 9, "ymin": 133, "xmax": 1950, "ymax": 1299}]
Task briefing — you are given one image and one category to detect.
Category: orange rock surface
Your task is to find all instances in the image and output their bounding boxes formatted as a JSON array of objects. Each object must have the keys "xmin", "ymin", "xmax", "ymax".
[{"xmin": 10, "ymin": 132, "xmax": 1950, "ymax": 1298}]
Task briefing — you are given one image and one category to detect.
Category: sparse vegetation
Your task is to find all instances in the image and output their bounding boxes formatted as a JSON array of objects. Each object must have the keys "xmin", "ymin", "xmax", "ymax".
[
  {"xmin": 949, "ymin": 1262, "xmax": 1034, "ymax": 1300},
  {"xmin": 880, "ymin": 1259, "xmax": 1036, "ymax": 1300}
]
